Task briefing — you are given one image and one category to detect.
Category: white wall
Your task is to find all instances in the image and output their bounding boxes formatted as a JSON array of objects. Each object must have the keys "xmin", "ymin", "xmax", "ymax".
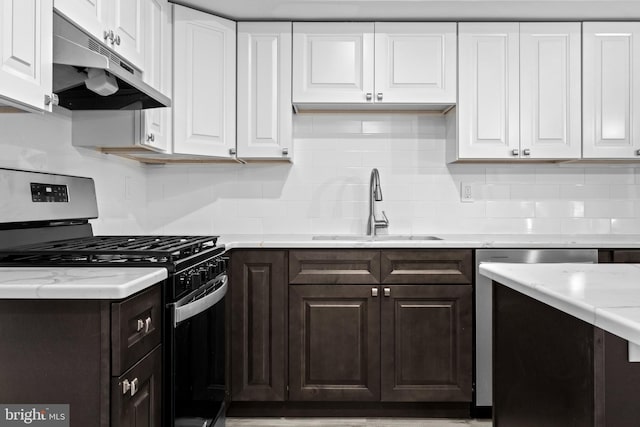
[
  {"xmin": 146, "ymin": 113, "xmax": 640, "ymax": 235},
  {"xmin": 0, "ymin": 109, "xmax": 148, "ymax": 234}
]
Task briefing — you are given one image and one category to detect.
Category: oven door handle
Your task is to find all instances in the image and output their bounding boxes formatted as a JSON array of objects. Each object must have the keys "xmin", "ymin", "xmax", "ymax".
[{"xmin": 172, "ymin": 274, "xmax": 227, "ymax": 327}]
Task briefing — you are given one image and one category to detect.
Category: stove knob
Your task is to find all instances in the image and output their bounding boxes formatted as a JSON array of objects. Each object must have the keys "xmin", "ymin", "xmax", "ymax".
[
  {"xmin": 190, "ymin": 271, "xmax": 201, "ymax": 288},
  {"xmin": 199, "ymin": 267, "xmax": 209, "ymax": 283},
  {"xmin": 208, "ymin": 262, "xmax": 218, "ymax": 278}
]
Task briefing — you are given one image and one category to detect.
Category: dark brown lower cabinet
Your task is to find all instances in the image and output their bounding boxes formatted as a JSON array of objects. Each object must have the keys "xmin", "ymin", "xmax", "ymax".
[
  {"xmin": 230, "ymin": 250, "xmax": 287, "ymax": 401},
  {"xmin": 381, "ymin": 285, "xmax": 472, "ymax": 402},
  {"xmin": 288, "ymin": 283, "xmax": 472, "ymax": 403},
  {"xmin": 288, "ymin": 285, "xmax": 381, "ymax": 401},
  {"xmin": 0, "ymin": 285, "xmax": 162, "ymax": 427}
]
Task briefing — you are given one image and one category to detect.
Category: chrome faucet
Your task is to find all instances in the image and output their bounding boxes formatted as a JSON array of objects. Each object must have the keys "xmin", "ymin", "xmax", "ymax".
[{"xmin": 367, "ymin": 168, "xmax": 389, "ymax": 236}]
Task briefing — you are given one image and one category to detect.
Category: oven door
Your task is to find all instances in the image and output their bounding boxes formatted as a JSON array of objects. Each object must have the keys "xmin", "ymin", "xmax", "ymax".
[{"xmin": 168, "ymin": 273, "xmax": 228, "ymax": 427}]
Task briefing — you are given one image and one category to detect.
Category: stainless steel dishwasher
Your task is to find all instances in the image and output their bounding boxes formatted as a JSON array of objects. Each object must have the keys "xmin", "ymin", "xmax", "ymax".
[{"xmin": 474, "ymin": 248, "xmax": 599, "ymax": 412}]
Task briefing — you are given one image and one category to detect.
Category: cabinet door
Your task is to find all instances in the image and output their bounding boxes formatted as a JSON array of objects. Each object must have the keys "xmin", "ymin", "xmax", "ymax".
[
  {"xmin": 289, "ymin": 285, "xmax": 380, "ymax": 401},
  {"xmin": 292, "ymin": 22, "xmax": 374, "ymax": 104},
  {"xmin": 374, "ymin": 22, "xmax": 456, "ymax": 104},
  {"xmin": 237, "ymin": 22, "xmax": 292, "ymax": 160},
  {"xmin": 173, "ymin": 5, "xmax": 236, "ymax": 158},
  {"xmin": 0, "ymin": 0, "xmax": 53, "ymax": 112},
  {"xmin": 141, "ymin": 0, "xmax": 171, "ymax": 152},
  {"xmin": 520, "ymin": 23, "xmax": 581, "ymax": 159},
  {"xmin": 380, "ymin": 285, "xmax": 472, "ymax": 402},
  {"xmin": 583, "ymin": 22, "xmax": 640, "ymax": 159},
  {"xmin": 112, "ymin": 346, "xmax": 162, "ymax": 427},
  {"xmin": 230, "ymin": 250, "xmax": 287, "ymax": 401},
  {"xmin": 54, "ymin": 0, "xmax": 108, "ymax": 42},
  {"xmin": 111, "ymin": 0, "xmax": 144, "ymax": 70},
  {"xmin": 458, "ymin": 23, "xmax": 520, "ymax": 159}
]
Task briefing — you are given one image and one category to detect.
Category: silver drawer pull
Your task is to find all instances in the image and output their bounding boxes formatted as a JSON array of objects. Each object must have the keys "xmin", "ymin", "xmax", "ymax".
[
  {"xmin": 377, "ymin": 92, "xmax": 383, "ymax": 101},
  {"xmin": 144, "ymin": 317, "xmax": 152, "ymax": 333},
  {"xmin": 130, "ymin": 378, "xmax": 139, "ymax": 396},
  {"xmin": 371, "ymin": 288, "xmax": 378, "ymax": 297},
  {"xmin": 384, "ymin": 287, "xmax": 391, "ymax": 297},
  {"xmin": 122, "ymin": 379, "xmax": 131, "ymax": 395},
  {"xmin": 136, "ymin": 319, "xmax": 144, "ymax": 332},
  {"xmin": 366, "ymin": 93, "xmax": 372, "ymax": 101}
]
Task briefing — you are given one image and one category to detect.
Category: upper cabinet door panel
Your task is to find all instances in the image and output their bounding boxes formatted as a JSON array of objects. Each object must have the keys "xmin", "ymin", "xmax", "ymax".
[
  {"xmin": 54, "ymin": 0, "xmax": 108, "ymax": 40},
  {"xmin": 111, "ymin": 0, "xmax": 144, "ymax": 69},
  {"xmin": 237, "ymin": 22, "xmax": 292, "ymax": 160},
  {"xmin": 520, "ymin": 23, "xmax": 581, "ymax": 159},
  {"xmin": 374, "ymin": 22, "xmax": 456, "ymax": 104},
  {"xmin": 458, "ymin": 23, "xmax": 520, "ymax": 159},
  {"xmin": 173, "ymin": 5, "xmax": 236, "ymax": 157},
  {"xmin": 0, "ymin": 0, "xmax": 52, "ymax": 112},
  {"xmin": 293, "ymin": 22, "xmax": 374, "ymax": 103},
  {"xmin": 583, "ymin": 22, "xmax": 640, "ymax": 159}
]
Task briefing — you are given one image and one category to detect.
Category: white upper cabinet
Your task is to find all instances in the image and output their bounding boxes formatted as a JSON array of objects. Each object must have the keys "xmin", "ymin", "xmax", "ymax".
[
  {"xmin": 292, "ymin": 22, "xmax": 456, "ymax": 107},
  {"xmin": 458, "ymin": 23, "xmax": 520, "ymax": 159},
  {"xmin": 583, "ymin": 22, "xmax": 640, "ymax": 159},
  {"xmin": 173, "ymin": 5, "xmax": 236, "ymax": 158},
  {"xmin": 237, "ymin": 22, "xmax": 292, "ymax": 160},
  {"xmin": 0, "ymin": 0, "xmax": 53, "ymax": 112},
  {"xmin": 141, "ymin": 0, "xmax": 171, "ymax": 153},
  {"xmin": 54, "ymin": 0, "xmax": 145, "ymax": 69},
  {"xmin": 374, "ymin": 22, "xmax": 456, "ymax": 104},
  {"xmin": 457, "ymin": 22, "xmax": 581, "ymax": 160},
  {"xmin": 520, "ymin": 23, "xmax": 581, "ymax": 159},
  {"xmin": 293, "ymin": 22, "xmax": 374, "ymax": 104}
]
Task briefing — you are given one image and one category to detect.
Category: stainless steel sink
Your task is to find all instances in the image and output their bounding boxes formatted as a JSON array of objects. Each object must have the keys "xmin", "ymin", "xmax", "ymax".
[{"xmin": 312, "ymin": 235, "xmax": 442, "ymax": 241}]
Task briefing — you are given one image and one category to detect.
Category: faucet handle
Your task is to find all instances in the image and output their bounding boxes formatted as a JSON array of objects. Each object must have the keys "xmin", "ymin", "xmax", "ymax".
[{"xmin": 376, "ymin": 211, "xmax": 389, "ymax": 228}]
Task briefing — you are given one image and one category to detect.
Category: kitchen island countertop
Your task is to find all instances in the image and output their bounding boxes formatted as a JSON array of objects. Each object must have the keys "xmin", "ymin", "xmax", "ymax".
[
  {"xmin": 479, "ymin": 262, "xmax": 640, "ymax": 349},
  {"xmin": 0, "ymin": 267, "xmax": 168, "ymax": 299}
]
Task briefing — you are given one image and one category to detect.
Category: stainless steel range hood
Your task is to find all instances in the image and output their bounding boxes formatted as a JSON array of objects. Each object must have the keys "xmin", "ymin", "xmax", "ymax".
[{"xmin": 52, "ymin": 13, "xmax": 171, "ymax": 110}]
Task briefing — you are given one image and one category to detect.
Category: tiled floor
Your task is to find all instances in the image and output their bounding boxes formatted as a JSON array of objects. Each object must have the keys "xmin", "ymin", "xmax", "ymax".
[{"xmin": 227, "ymin": 418, "xmax": 492, "ymax": 427}]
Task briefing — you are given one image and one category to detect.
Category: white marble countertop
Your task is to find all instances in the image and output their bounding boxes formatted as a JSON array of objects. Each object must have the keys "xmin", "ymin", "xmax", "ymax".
[
  {"xmin": 220, "ymin": 234, "xmax": 640, "ymax": 249},
  {"xmin": 479, "ymin": 263, "xmax": 640, "ymax": 349},
  {"xmin": 0, "ymin": 267, "xmax": 168, "ymax": 299}
]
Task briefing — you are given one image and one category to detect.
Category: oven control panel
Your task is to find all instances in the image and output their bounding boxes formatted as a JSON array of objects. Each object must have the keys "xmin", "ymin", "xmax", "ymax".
[
  {"xmin": 175, "ymin": 258, "xmax": 227, "ymax": 298},
  {"xmin": 30, "ymin": 183, "xmax": 69, "ymax": 203}
]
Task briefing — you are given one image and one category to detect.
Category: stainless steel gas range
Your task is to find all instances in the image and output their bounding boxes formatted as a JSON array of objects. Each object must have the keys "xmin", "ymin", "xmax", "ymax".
[{"xmin": 0, "ymin": 168, "xmax": 227, "ymax": 427}]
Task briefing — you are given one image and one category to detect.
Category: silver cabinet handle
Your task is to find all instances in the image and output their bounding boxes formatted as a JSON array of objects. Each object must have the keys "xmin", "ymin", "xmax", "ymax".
[
  {"xmin": 635, "ymin": 149, "xmax": 640, "ymax": 156},
  {"xmin": 104, "ymin": 29, "xmax": 114, "ymax": 44},
  {"xmin": 366, "ymin": 93, "xmax": 372, "ymax": 101},
  {"xmin": 114, "ymin": 34, "xmax": 121, "ymax": 46},
  {"xmin": 371, "ymin": 288, "xmax": 378, "ymax": 297},
  {"xmin": 136, "ymin": 319, "xmax": 144, "ymax": 332},
  {"xmin": 229, "ymin": 148, "xmax": 237, "ymax": 156},
  {"xmin": 44, "ymin": 94, "xmax": 59, "ymax": 106},
  {"xmin": 383, "ymin": 287, "xmax": 391, "ymax": 297},
  {"xmin": 144, "ymin": 317, "xmax": 152, "ymax": 333},
  {"xmin": 130, "ymin": 378, "xmax": 139, "ymax": 396},
  {"xmin": 122, "ymin": 379, "xmax": 131, "ymax": 395},
  {"xmin": 146, "ymin": 133, "xmax": 155, "ymax": 142},
  {"xmin": 523, "ymin": 149, "xmax": 531, "ymax": 156},
  {"xmin": 512, "ymin": 149, "xmax": 519, "ymax": 156},
  {"xmin": 377, "ymin": 93, "xmax": 383, "ymax": 101},
  {"xmin": 282, "ymin": 148, "xmax": 289, "ymax": 156}
]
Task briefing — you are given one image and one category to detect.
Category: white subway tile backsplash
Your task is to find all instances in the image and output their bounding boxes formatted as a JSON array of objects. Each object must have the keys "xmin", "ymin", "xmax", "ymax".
[
  {"xmin": 585, "ymin": 200, "xmax": 636, "ymax": 218},
  {"xmin": 486, "ymin": 201, "xmax": 536, "ymax": 218},
  {"xmin": 6, "ymin": 111, "xmax": 640, "ymax": 236},
  {"xmin": 535, "ymin": 201, "xmax": 584, "ymax": 218}
]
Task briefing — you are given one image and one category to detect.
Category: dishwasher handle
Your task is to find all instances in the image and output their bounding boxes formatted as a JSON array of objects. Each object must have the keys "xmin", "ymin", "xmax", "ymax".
[{"xmin": 171, "ymin": 274, "xmax": 227, "ymax": 327}]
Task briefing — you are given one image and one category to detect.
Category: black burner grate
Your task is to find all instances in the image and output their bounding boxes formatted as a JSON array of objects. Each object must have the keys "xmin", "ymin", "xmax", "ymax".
[{"xmin": 0, "ymin": 235, "xmax": 218, "ymax": 264}]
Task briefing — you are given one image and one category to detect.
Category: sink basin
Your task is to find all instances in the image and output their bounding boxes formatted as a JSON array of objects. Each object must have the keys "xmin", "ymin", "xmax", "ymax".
[{"xmin": 312, "ymin": 235, "xmax": 442, "ymax": 241}]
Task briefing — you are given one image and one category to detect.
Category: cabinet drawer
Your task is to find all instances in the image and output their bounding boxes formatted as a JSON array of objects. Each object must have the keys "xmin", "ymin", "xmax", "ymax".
[
  {"xmin": 112, "ymin": 285, "xmax": 162, "ymax": 375},
  {"xmin": 612, "ymin": 250, "xmax": 640, "ymax": 263},
  {"xmin": 381, "ymin": 250, "xmax": 472, "ymax": 284},
  {"xmin": 289, "ymin": 250, "xmax": 380, "ymax": 284},
  {"xmin": 112, "ymin": 345, "xmax": 162, "ymax": 427}
]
